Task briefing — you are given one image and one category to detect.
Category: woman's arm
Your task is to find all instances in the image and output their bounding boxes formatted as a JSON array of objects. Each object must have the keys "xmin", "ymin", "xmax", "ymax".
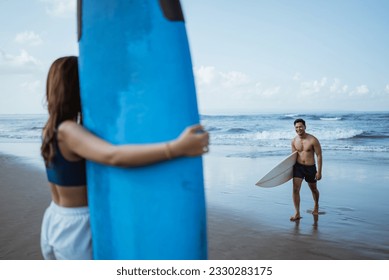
[{"xmin": 57, "ymin": 121, "xmax": 209, "ymax": 167}]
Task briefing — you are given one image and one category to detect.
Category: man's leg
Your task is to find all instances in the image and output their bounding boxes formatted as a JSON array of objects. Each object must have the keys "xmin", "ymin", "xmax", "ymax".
[
  {"xmin": 291, "ymin": 177, "xmax": 303, "ymax": 221},
  {"xmin": 308, "ymin": 182, "xmax": 320, "ymax": 215}
]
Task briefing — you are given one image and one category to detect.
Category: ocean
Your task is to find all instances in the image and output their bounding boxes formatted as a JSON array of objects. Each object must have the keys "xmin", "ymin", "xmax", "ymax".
[
  {"xmin": 201, "ymin": 112, "xmax": 389, "ymax": 159},
  {"xmin": 1, "ymin": 112, "xmax": 389, "ymax": 159}
]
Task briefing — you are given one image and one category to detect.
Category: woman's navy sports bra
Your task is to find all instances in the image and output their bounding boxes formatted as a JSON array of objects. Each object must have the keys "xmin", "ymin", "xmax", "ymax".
[{"xmin": 46, "ymin": 137, "xmax": 86, "ymax": 186}]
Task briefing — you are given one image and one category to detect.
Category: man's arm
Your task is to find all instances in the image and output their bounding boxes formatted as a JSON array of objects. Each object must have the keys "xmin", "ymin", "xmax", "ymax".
[{"xmin": 314, "ymin": 137, "xmax": 322, "ymax": 180}]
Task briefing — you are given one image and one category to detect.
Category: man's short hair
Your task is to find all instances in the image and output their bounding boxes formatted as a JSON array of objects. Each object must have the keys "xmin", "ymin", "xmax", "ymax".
[{"xmin": 294, "ymin": 118, "xmax": 306, "ymax": 127}]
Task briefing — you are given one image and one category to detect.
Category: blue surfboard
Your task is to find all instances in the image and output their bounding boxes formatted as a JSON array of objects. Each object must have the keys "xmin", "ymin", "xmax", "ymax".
[{"xmin": 77, "ymin": 0, "xmax": 207, "ymax": 259}]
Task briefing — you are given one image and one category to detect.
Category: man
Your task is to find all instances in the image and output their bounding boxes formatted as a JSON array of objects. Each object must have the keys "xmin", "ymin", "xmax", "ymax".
[{"xmin": 290, "ymin": 118, "xmax": 322, "ymax": 221}]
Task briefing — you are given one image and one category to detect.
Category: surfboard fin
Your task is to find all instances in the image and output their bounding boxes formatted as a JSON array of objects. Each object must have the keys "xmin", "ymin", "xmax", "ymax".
[{"xmin": 159, "ymin": 0, "xmax": 184, "ymax": 21}]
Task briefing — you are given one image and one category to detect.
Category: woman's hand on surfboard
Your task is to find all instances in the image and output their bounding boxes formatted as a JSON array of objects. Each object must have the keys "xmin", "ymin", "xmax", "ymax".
[{"xmin": 170, "ymin": 124, "xmax": 209, "ymax": 157}]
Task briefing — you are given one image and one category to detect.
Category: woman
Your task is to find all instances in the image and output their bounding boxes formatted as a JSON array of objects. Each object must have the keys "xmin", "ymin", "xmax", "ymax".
[{"xmin": 40, "ymin": 56, "xmax": 209, "ymax": 260}]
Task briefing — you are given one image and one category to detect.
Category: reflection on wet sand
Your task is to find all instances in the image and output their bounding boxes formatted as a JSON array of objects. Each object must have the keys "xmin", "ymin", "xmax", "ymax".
[
  {"xmin": 312, "ymin": 214, "xmax": 319, "ymax": 230},
  {"xmin": 291, "ymin": 213, "xmax": 319, "ymax": 236}
]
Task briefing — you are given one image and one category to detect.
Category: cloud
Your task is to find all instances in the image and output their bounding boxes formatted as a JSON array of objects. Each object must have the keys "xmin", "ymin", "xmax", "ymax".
[
  {"xmin": 194, "ymin": 66, "xmax": 250, "ymax": 88},
  {"xmin": 20, "ymin": 80, "xmax": 42, "ymax": 92},
  {"xmin": 350, "ymin": 85, "xmax": 369, "ymax": 96},
  {"xmin": 219, "ymin": 71, "xmax": 250, "ymax": 88},
  {"xmin": 330, "ymin": 78, "xmax": 349, "ymax": 94},
  {"xmin": 40, "ymin": 0, "xmax": 76, "ymax": 18},
  {"xmin": 0, "ymin": 49, "xmax": 42, "ymax": 74},
  {"xmin": 297, "ymin": 76, "xmax": 373, "ymax": 99},
  {"xmin": 194, "ymin": 66, "xmax": 283, "ymax": 99},
  {"xmin": 254, "ymin": 83, "xmax": 281, "ymax": 97},
  {"xmin": 292, "ymin": 72, "xmax": 301, "ymax": 81},
  {"xmin": 193, "ymin": 66, "xmax": 384, "ymax": 114},
  {"xmin": 193, "ymin": 65, "xmax": 286, "ymax": 113},
  {"xmin": 300, "ymin": 77, "xmax": 327, "ymax": 96},
  {"xmin": 195, "ymin": 66, "xmax": 217, "ymax": 85},
  {"xmin": 15, "ymin": 31, "xmax": 43, "ymax": 46},
  {"xmin": 261, "ymin": 86, "xmax": 281, "ymax": 97}
]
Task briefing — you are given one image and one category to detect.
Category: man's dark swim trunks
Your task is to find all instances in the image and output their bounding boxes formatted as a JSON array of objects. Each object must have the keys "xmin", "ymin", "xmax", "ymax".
[{"xmin": 293, "ymin": 162, "xmax": 317, "ymax": 183}]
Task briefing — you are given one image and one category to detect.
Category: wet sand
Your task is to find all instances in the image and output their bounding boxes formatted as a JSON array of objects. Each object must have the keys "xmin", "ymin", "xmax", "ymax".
[
  {"xmin": 1, "ymin": 144, "xmax": 388, "ymax": 260},
  {"xmin": 205, "ymin": 147, "xmax": 389, "ymax": 260},
  {"xmin": 0, "ymin": 153, "xmax": 50, "ymax": 259}
]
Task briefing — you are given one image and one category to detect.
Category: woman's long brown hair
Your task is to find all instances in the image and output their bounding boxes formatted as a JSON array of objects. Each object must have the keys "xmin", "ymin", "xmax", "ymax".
[{"xmin": 41, "ymin": 56, "xmax": 81, "ymax": 166}]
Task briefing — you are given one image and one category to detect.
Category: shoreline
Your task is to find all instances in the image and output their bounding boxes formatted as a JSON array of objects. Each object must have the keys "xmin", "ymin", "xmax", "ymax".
[{"xmin": 1, "ymin": 148, "xmax": 388, "ymax": 260}]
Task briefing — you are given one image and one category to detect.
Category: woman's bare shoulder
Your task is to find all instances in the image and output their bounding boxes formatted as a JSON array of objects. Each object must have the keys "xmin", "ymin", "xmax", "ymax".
[
  {"xmin": 58, "ymin": 120, "xmax": 85, "ymax": 133},
  {"xmin": 57, "ymin": 120, "xmax": 89, "ymax": 142}
]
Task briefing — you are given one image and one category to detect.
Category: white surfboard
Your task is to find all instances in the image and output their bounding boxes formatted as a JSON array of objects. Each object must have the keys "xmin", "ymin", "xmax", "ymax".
[{"xmin": 255, "ymin": 152, "xmax": 298, "ymax": 188}]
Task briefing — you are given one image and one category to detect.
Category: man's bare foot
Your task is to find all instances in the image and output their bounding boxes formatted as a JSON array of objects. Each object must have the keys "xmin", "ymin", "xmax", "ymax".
[
  {"xmin": 312, "ymin": 205, "xmax": 319, "ymax": 215},
  {"xmin": 290, "ymin": 213, "xmax": 301, "ymax": 221}
]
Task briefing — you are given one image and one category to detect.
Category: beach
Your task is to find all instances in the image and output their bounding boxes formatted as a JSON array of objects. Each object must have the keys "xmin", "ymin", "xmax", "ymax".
[
  {"xmin": 205, "ymin": 147, "xmax": 389, "ymax": 259},
  {"xmin": 0, "ymin": 149, "xmax": 50, "ymax": 259},
  {"xmin": 1, "ymin": 142, "xmax": 388, "ymax": 260}
]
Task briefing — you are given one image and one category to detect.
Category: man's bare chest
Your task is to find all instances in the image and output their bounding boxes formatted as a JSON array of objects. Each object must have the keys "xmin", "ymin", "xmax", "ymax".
[{"xmin": 294, "ymin": 139, "xmax": 314, "ymax": 153}]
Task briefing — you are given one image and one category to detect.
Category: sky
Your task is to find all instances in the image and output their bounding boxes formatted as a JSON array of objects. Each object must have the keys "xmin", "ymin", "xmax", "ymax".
[{"xmin": 0, "ymin": 0, "xmax": 388, "ymax": 115}]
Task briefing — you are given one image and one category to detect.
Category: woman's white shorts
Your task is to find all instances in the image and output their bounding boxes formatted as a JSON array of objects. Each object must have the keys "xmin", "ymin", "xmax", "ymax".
[{"xmin": 40, "ymin": 201, "xmax": 92, "ymax": 260}]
